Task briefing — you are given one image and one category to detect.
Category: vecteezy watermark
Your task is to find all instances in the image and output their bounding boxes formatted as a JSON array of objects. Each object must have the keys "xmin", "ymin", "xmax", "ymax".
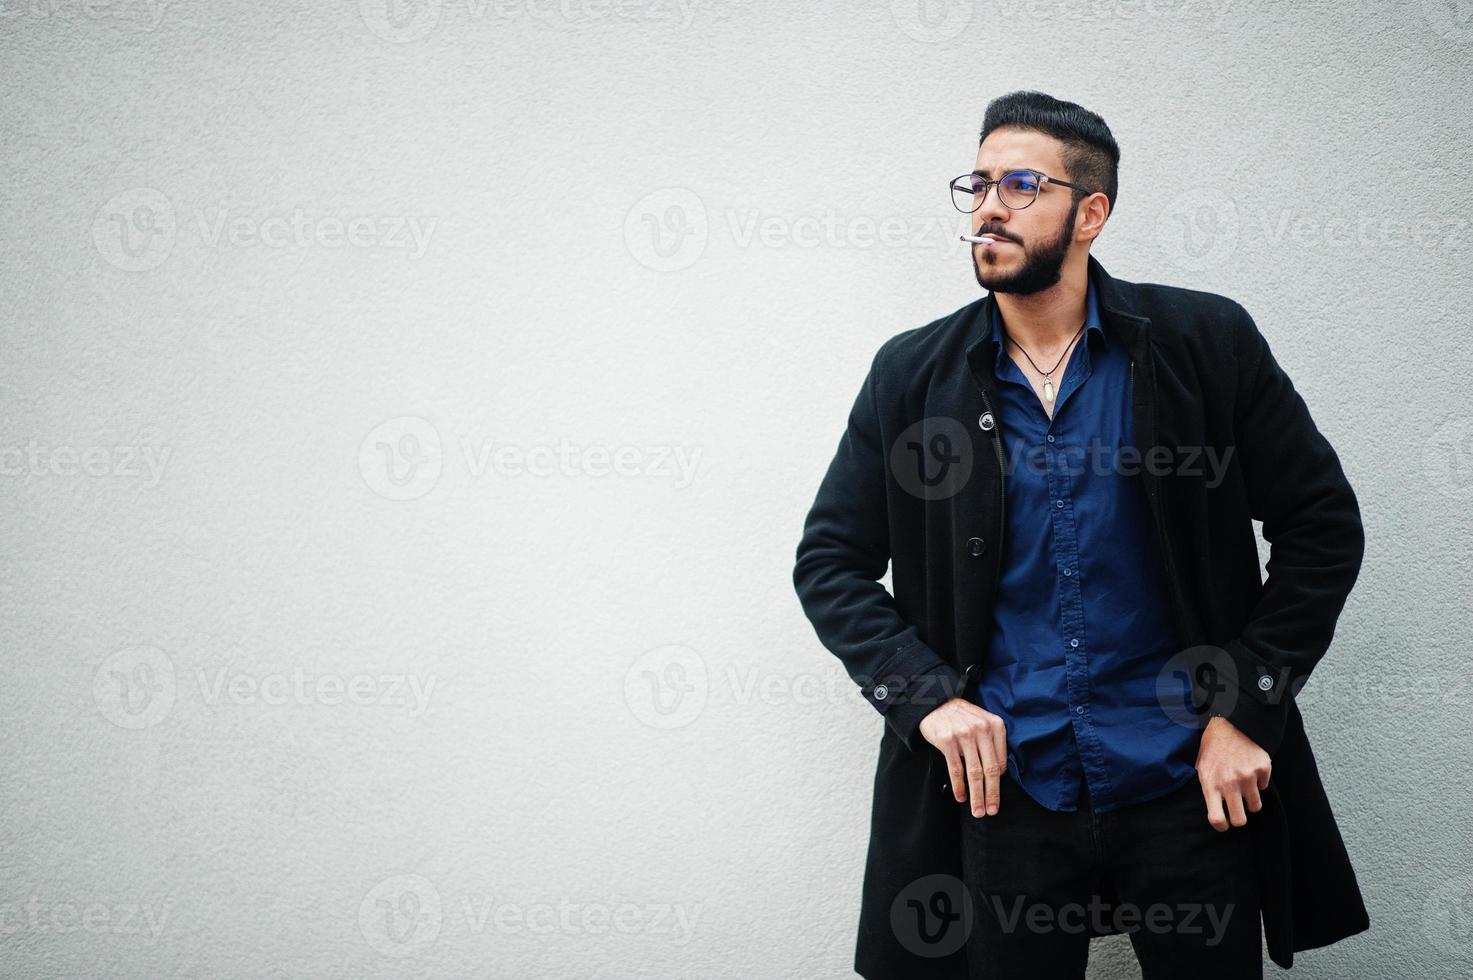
[
  {"xmin": 882, "ymin": 413, "xmax": 1239, "ymax": 502},
  {"xmin": 890, "ymin": 416, "xmax": 975, "ymax": 502},
  {"xmin": 997, "ymin": 435, "xmax": 1237, "ymax": 489},
  {"xmin": 195, "ymin": 666, "xmax": 436, "ymax": 716},
  {"xmin": 1155, "ymin": 178, "xmax": 1471, "ymax": 274},
  {"xmin": 1422, "ymin": 872, "xmax": 1473, "ymax": 958},
  {"xmin": 0, "ymin": 432, "xmax": 172, "ymax": 487},
  {"xmin": 358, "ymin": 0, "xmax": 707, "ymax": 43},
  {"xmin": 1422, "ymin": 414, "xmax": 1473, "ymax": 500},
  {"xmin": 1154, "ymin": 642, "xmax": 1318, "ymax": 731},
  {"xmin": 459, "ymin": 895, "xmax": 702, "ymax": 943},
  {"xmin": 459, "ymin": 437, "xmax": 701, "ymax": 487},
  {"xmin": 0, "ymin": 895, "xmax": 176, "ymax": 939},
  {"xmin": 891, "ymin": 0, "xmax": 1238, "ymax": 43},
  {"xmin": 358, "ymin": 416, "xmax": 704, "ymax": 501},
  {"xmin": 93, "ymin": 645, "xmax": 440, "ymax": 728},
  {"xmin": 1155, "ymin": 644, "xmax": 1241, "ymax": 729},
  {"xmin": 623, "ymin": 649, "xmax": 975, "ymax": 730},
  {"xmin": 93, "ymin": 645, "xmax": 178, "ymax": 730},
  {"xmin": 0, "ymin": 0, "xmax": 174, "ymax": 31},
  {"xmin": 891, "ymin": 873, "xmax": 974, "ymax": 957},
  {"xmin": 359, "ymin": 874, "xmax": 442, "ymax": 958},
  {"xmin": 623, "ymin": 188, "xmax": 709, "ymax": 272},
  {"xmin": 91, "ymin": 189, "xmax": 438, "ymax": 272},
  {"xmin": 359, "ymin": 416, "xmax": 445, "ymax": 502},
  {"xmin": 1420, "ymin": 0, "xmax": 1473, "ymax": 43},
  {"xmin": 193, "ymin": 207, "xmax": 437, "ymax": 258},
  {"xmin": 1292, "ymin": 664, "xmax": 1472, "ymax": 710},
  {"xmin": 622, "ymin": 188, "xmax": 981, "ymax": 272},
  {"xmin": 624, "ymin": 644, "xmax": 708, "ymax": 729},
  {"xmin": 356, "ymin": 874, "xmax": 702, "ymax": 957},
  {"xmin": 985, "ymin": 894, "xmax": 1239, "ymax": 946}
]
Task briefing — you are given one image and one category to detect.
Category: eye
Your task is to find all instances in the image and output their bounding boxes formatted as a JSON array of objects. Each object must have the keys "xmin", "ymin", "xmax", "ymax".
[{"xmin": 1004, "ymin": 172, "xmax": 1039, "ymax": 193}]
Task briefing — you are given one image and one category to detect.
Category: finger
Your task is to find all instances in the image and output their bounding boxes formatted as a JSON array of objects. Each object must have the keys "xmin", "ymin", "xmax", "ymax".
[
  {"xmin": 1224, "ymin": 784, "xmax": 1249, "ymax": 827},
  {"xmin": 975, "ymin": 727, "xmax": 1001, "ymax": 816},
  {"xmin": 1204, "ymin": 785, "xmax": 1228, "ymax": 832},
  {"xmin": 945, "ymin": 744, "xmax": 967, "ymax": 804},
  {"xmin": 1257, "ymin": 766, "xmax": 1271, "ymax": 791},
  {"xmin": 987, "ymin": 714, "xmax": 1008, "ymax": 811},
  {"xmin": 1244, "ymin": 780, "xmax": 1264, "ymax": 813},
  {"xmin": 961, "ymin": 738, "xmax": 988, "ymax": 818}
]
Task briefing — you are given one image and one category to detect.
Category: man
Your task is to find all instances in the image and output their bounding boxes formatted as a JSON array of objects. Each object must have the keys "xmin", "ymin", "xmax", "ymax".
[{"xmin": 792, "ymin": 91, "xmax": 1368, "ymax": 978}]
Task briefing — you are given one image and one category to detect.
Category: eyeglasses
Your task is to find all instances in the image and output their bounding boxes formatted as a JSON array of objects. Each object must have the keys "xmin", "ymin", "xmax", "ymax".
[{"xmin": 950, "ymin": 169, "xmax": 1095, "ymax": 212}]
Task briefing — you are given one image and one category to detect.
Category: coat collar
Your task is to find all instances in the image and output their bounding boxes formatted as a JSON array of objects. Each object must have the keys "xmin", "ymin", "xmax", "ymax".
[
  {"xmin": 965, "ymin": 253, "xmax": 1152, "ymax": 396},
  {"xmin": 986, "ymin": 272, "xmax": 1106, "ymax": 375}
]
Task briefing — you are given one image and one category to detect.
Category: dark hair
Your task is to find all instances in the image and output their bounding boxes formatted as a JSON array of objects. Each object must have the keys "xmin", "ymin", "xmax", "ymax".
[{"xmin": 978, "ymin": 91, "xmax": 1120, "ymax": 215}]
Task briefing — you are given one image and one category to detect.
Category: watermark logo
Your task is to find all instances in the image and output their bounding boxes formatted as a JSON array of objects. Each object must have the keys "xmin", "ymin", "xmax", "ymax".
[
  {"xmin": 359, "ymin": 416, "xmax": 444, "ymax": 501},
  {"xmin": 1423, "ymin": 415, "xmax": 1473, "ymax": 499},
  {"xmin": 1156, "ymin": 187, "xmax": 1239, "ymax": 273},
  {"xmin": 359, "ymin": 874, "xmax": 443, "ymax": 957},
  {"xmin": 93, "ymin": 188, "xmax": 176, "ymax": 272},
  {"xmin": 0, "ymin": 894, "xmax": 176, "ymax": 938},
  {"xmin": 986, "ymin": 894, "xmax": 1238, "ymax": 945},
  {"xmin": 1420, "ymin": 0, "xmax": 1473, "ymax": 42},
  {"xmin": 1155, "ymin": 644, "xmax": 1239, "ymax": 728},
  {"xmin": 624, "ymin": 188, "xmax": 708, "ymax": 272},
  {"xmin": 623, "ymin": 644, "xmax": 708, "ymax": 729},
  {"xmin": 891, "ymin": 0, "xmax": 973, "ymax": 42},
  {"xmin": 889, "ymin": 416, "xmax": 974, "ymax": 501},
  {"xmin": 891, "ymin": 873, "xmax": 973, "ymax": 957},
  {"xmin": 359, "ymin": 0, "xmax": 443, "ymax": 42},
  {"xmin": 93, "ymin": 645, "xmax": 177, "ymax": 730}
]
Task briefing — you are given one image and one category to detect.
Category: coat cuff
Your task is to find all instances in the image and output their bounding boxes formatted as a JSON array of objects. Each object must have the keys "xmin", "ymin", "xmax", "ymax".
[
  {"xmin": 861, "ymin": 642, "xmax": 971, "ymax": 753},
  {"xmin": 1219, "ymin": 638, "xmax": 1293, "ymax": 756}
]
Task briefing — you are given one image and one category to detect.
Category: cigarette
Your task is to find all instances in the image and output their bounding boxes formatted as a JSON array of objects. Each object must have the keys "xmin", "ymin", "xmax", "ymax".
[{"xmin": 960, "ymin": 234, "xmax": 999, "ymax": 245}]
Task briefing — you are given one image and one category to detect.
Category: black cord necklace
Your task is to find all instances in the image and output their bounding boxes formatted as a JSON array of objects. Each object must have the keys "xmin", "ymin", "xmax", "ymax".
[{"xmin": 1002, "ymin": 320, "xmax": 1085, "ymax": 404}]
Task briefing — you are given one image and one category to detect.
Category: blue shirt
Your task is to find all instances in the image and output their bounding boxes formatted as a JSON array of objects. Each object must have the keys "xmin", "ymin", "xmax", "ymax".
[{"xmin": 972, "ymin": 277, "xmax": 1200, "ymax": 813}]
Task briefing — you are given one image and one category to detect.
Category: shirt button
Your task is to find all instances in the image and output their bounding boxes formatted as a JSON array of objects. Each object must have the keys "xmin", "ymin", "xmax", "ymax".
[
  {"xmin": 1046, "ymin": 434, "xmax": 1055, "ymax": 443},
  {"xmin": 1258, "ymin": 675, "xmax": 1274, "ymax": 691},
  {"xmin": 1055, "ymin": 500, "xmax": 1064, "ymax": 508},
  {"xmin": 874, "ymin": 684, "xmax": 889, "ymax": 700},
  {"xmin": 1070, "ymin": 638, "xmax": 1079, "ymax": 648},
  {"xmin": 978, "ymin": 412, "xmax": 995, "ymax": 431},
  {"xmin": 966, "ymin": 536, "xmax": 987, "ymax": 557},
  {"xmin": 1075, "ymin": 706, "xmax": 1085, "ymax": 715},
  {"xmin": 1063, "ymin": 568, "xmax": 1072, "ymax": 576}
]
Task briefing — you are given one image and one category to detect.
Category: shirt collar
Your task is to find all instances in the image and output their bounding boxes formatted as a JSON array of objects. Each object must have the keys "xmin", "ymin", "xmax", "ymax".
[{"xmin": 989, "ymin": 274, "xmax": 1106, "ymax": 374}]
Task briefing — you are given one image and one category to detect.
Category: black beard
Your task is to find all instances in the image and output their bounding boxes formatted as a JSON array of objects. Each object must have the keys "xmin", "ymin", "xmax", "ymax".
[{"xmin": 972, "ymin": 196, "xmax": 1082, "ymax": 297}]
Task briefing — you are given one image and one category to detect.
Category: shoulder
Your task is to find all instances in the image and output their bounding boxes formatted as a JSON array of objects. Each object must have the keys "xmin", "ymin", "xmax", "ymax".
[
  {"xmin": 1111, "ymin": 272, "xmax": 1266, "ymax": 372},
  {"xmin": 866, "ymin": 297, "xmax": 984, "ymax": 386}
]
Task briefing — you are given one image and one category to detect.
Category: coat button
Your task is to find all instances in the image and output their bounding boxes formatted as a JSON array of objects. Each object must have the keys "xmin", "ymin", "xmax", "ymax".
[
  {"xmin": 966, "ymin": 537, "xmax": 986, "ymax": 556},
  {"xmin": 978, "ymin": 412, "xmax": 995, "ymax": 431},
  {"xmin": 1258, "ymin": 675, "xmax": 1274, "ymax": 691},
  {"xmin": 874, "ymin": 684, "xmax": 889, "ymax": 700}
]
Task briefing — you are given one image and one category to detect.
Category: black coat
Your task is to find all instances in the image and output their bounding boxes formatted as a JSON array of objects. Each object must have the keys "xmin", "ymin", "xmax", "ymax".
[{"xmin": 792, "ymin": 254, "xmax": 1369, "ymax": 976}]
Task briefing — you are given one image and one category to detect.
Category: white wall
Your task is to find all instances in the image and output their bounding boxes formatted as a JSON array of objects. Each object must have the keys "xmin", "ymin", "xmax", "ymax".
[{"xmin": 2, "ymin": 1, "xmax": 1469, "ymax": 977}]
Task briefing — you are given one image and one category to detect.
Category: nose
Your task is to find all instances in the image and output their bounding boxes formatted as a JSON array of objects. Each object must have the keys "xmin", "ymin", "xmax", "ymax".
[{"xmin": 974, "ymin": 179, "xmax": 1009, "ymax": 230}]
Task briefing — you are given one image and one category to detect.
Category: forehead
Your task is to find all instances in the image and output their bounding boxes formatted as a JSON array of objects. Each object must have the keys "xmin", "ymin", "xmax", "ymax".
[{"xmin": 973, "ymin": 127, "xmax": 1064, "ymax": 175}]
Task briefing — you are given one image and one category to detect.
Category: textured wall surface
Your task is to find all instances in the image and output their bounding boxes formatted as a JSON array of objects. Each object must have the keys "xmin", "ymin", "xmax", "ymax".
[{"xmin": 2, "ymin": 1, "xmax": 1470, "ymax": 977}]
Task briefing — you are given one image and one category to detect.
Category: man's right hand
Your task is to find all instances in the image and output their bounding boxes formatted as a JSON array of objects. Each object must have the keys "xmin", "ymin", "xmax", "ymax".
[{"xmin": 918, "ymin": 698, "xmax": 1008, "ymax": 818}]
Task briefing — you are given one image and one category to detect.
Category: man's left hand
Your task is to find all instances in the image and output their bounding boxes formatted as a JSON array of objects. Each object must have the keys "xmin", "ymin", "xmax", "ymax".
[{"xmin": 1195, "ymin": 715, "xmax": 1272, "ymax": 831}]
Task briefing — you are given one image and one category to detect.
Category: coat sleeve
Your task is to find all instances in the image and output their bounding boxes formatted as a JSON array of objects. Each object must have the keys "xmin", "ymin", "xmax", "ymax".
[
  {"xmin": 792, "ymin": 342, "xmax": 964, "ymax": 753},
  {"xmin": 1219, "ymin": 302, "xmax": 1365, "ymax": 757}
]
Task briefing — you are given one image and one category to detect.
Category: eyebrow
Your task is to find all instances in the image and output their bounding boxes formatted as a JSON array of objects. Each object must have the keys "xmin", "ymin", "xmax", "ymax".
[{"xmin": 972, "ymin": 167, "xmax": 1035, "ymax": 177}]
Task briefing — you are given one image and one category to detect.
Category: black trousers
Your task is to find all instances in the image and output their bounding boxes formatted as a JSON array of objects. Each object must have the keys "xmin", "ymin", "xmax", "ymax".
[{"xmin": 957, "ymin": 771, "xmax": 1262, "ymax": 979}]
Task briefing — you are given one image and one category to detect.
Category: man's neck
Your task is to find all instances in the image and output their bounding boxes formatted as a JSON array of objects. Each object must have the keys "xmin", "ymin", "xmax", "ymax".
[{"xmin": 994, "ymin": 265, "xmax": 1090, "ymax": 356}]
